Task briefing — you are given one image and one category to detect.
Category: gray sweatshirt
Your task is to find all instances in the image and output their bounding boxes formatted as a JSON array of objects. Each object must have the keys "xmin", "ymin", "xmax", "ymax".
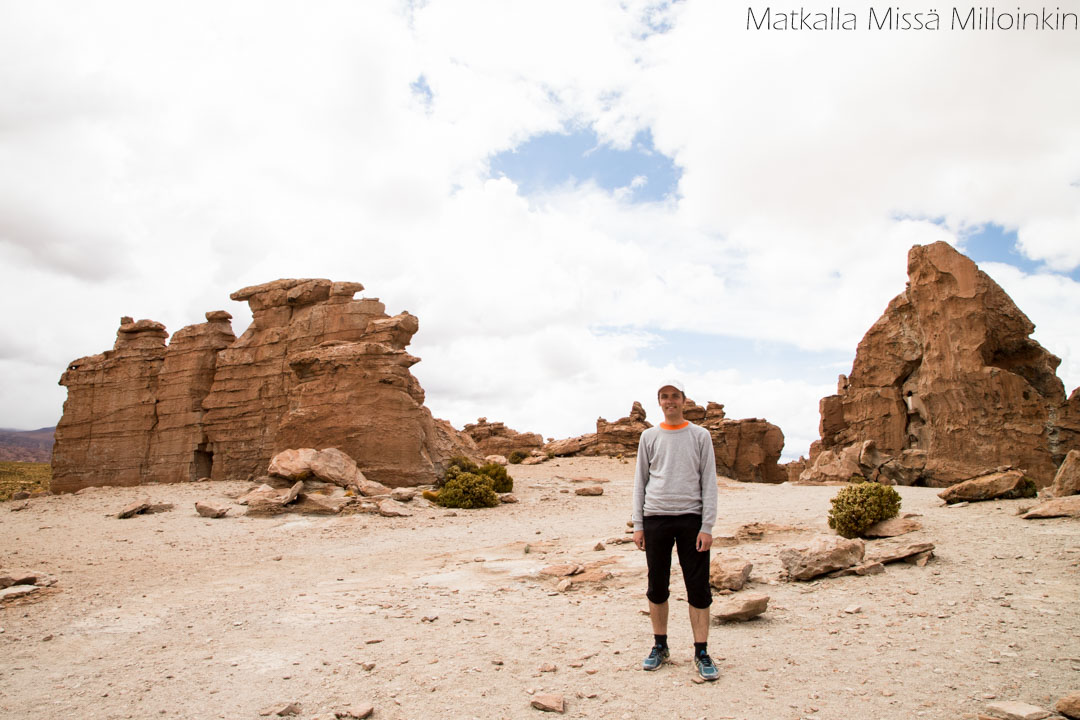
[{"xmin": 631, "ymin": 422, "xmax": 718, "ymax": 535}]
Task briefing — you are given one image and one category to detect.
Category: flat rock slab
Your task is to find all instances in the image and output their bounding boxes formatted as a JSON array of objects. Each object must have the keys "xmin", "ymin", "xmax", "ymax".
[
  {"xmin": 982, "ymin": 700, "xmax": 1052, "ymax": 719},
  {"xmin": 713, "ymin": 593, "xmax": 769, "ymax": 622},
  {"xmin": 0, "ymin": 584, "xmax": 40, "ymax": 600},
  {"xmin": 335, "ymin": 705, "xmax": 374, "ymax": 719},
  {"xmin": 530, "ymin": 694, "xmax": 565, "ymax": 713},
  {"xmin": 865, "ymin": 541, "xmax": 935, "ymax": 565},
  {"xmin": 863, "ymin": 516, "xmax": 922, "ymax": 537},
  {"xmin": 938, "ymin": 469, "xmax": 1033, "ymax": 503},
  {"xmin": 1022, "ymin": 495, "xmax": 1080, "ymax": 519},
  {"xmin": 377, "ymin": 499, "xmax": 412, "ymax": 517},
  {"xmin": 116, "ymin": 498, "xmax": 152, "ymax": 519}
]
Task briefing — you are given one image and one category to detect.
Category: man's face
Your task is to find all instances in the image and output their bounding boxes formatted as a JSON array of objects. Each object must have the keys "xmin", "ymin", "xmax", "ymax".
[{"xmin": 658, "ymin": 386, "xmax": 685, "ymax": 419}]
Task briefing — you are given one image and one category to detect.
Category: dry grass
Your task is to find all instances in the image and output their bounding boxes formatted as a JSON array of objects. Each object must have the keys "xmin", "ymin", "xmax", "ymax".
[{"xmin": 0, "ymin": 461, "xmax": 51, "ymax": 501}]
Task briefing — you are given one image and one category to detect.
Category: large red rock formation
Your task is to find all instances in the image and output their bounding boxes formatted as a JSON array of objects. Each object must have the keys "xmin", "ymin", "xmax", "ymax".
[
  {"xmin": 803, "ymin": 242, "xmax": 1077, "ymax": 488},
  {"xmin": 52, "ymin": 280, "xmax": 474, "ymax": 492},
  {"xmin": 462, "ymin": 418, "xmax": 543, "ymax": 457}
]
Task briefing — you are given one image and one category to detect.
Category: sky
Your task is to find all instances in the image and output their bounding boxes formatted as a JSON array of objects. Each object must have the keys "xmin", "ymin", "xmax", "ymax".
[{"xmin": 1, "ymin": 1, "xmax": 1079, "ymax": 462}]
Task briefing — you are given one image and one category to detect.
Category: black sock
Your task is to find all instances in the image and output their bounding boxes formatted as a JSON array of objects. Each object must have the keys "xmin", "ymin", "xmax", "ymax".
[
  {"xmin": 654, "ymin": 634, "xmax": 668, "ymax": 649},
  {"xmin": 694, "ymin": 641, "xmax": 707, "ymax": 656}
]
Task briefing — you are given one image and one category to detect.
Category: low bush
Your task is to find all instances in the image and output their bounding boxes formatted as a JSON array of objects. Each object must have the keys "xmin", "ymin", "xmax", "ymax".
[
  {"xmin": 827, "ymin": 482, "xmax": 902, "ymax": 539},
  {"xmin": 439, "ymin": 456, "xmax": 481, "ymax": 487},
  {"xmin": 507, "ymin": 450, "xmax": 529, "ymax": 465},
  {"xmin": 479, "ymin": 462, "xmax": 513, "ymax": 493},
  {"xmin": 435, "ymin": 472, "xmax": 500, "ymax": 509}
]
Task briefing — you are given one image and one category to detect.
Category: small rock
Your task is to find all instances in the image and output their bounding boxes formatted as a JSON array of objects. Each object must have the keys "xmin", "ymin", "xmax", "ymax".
[
  {"xmin": 557, "ymin": 579, "xmax": 572, "ymax": 592},
  {"xmin": 116, "ymin": 498, "xmax": 152, "ymax": 519},
  {"xmin": 574, "ymin": 486, "xmax": 603, "ymax": 496},
  {"xmin": 281, "ymin": 481, "xmax": 303, "ymax": 505},
  {"xmin": 485, "ymin": 455, "xmax": 508, "ymax": 466},
  {"xmin": 539, "ymin": 663, "xmax": 557, "ymax": 672},
  {"xmin": 863, "ymin": 517, "xmax": 922, "ymax": 537},
  {"xmin": 195, "ymin": 502, "xmax": 229, "ymax": 518},
  {"xmin": 780, "ymin": 536, "xmax": 864, "ymax": 580},
  {"xmin": 335, "ymin": 705, "xmax": 374, "ymax": 719},
  {"xmin": 844, "ymin": 605, "xmax": 861, "ymax": 614},
  {"xmin": 982, "ymin": 700, "xmax": 1052, "ymax": 720},
  {"xmin": 709, "ymin": 556, "xmax": 753, "ymax": 591},
  {"xmin": 500, "ymin": 493, "xmax": 519, "ymax": 504},
  {"xmin": 377, "ymin": 499, "xmax": 412, "ymax": 517},
  {"xmin": 1055, "ymin": 692, "xmax": 1080, "ymax": 719},
  {"xmin": 360, "ymin": 662, "xmax": 376, "ymax": 671},
  {"xmin": 390, "ymin": 488, "xmax": 415, "ymax": 502},
  {"xmin": 260, "ymin": 702, "xmax": 301, "ymax": 717},
  {"xmin": 712, "ymin": 594, "xmax": 769, "ymax": 622},
  {"xmin": 593, "ymin": 542, "xmax": 605, "ymax": 551},
  {"xmin": 0, "ymin": 585, "xmax": 39, "ymax": 601},
  {"xmin": 530, "ymin": 694, "xmax": 565, "ymax": 713}
]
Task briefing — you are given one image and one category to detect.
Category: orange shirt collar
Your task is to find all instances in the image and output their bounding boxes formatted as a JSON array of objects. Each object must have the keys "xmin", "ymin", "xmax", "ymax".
[{"xmin": 659, "ymin": 421, "xmax": 689, "ymax": 430}]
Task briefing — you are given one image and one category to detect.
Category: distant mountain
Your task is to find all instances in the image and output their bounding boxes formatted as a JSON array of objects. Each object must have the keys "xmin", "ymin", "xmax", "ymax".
[{"xmin": 0, "ymin": 427, "xmax": 55, "ymax": 462}]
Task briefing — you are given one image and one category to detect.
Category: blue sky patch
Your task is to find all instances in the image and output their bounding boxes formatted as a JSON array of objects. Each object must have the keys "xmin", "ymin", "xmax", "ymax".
[
  {"xmin": 490, "ymin": 128, "xmax": 681, "ymax": 202},
  {"xmin": 955, "ymin": 222, "xmax": 1079, "ymax": 282}
]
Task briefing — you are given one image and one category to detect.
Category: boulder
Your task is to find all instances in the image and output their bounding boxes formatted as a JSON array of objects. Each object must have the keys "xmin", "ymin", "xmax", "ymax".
[
  {"xmin": 194, "ymin": 502, "xmax": 229, "ymax": 518},
  {"xmin": 1021, "ymin": 495, "xmax": 1080, "ymax": 519},
  {"xmin": 779, "ymin": 536, "xmax": 865, "ymax": 580},
  {"xmin": 268, "ymin": 449, "xmax": 319, "ymax": 480},
  {"xmin": 703, "ymin": 416, "xmax": 786, "ymax": 483},
  {"xmin": 1046, "ymin": 449, "xmax": 1080, "ymax": 498},
  {"xmin": 709, "ymin": 556, "xmax": 753, "ymax": 591},
  {"xmin": 1056, "ymin": 692, "xmax": 1080, "ymax": 719},
  {"xmin": 485, "ymin": 454, "xmax": 508, "ymax": 466},
  {"xmin": 801, "ymin": 242, "xmax": 1077, "ymax": 488},
  {"xmin": 938, "ymin": 469, "xmax": 1035, "ymax": 503},
  {"xmin": 712, "ymin": 593, "xmax": 769, "ymax": 622},
  {"xmin": 308, "ymin": 448, "xmax": 365, "ymax": 487}
]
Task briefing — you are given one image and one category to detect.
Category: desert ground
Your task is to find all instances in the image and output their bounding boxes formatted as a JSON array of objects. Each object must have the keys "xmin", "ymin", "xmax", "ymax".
[{"xmin": 1, "ymin": 457, "xmax": 1078, "ymax": 720}]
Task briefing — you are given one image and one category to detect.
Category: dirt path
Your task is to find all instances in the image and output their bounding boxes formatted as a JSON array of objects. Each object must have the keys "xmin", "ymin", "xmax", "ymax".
[{"xmin": 2, "ymin": 457, "xmax": 1078, "ymax": 719}]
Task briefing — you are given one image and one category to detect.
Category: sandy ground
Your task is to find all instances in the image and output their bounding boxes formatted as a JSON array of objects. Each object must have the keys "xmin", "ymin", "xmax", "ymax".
[{"xmin": 1, "ymin": 457, "xmax": 1078, "ymax": 720}]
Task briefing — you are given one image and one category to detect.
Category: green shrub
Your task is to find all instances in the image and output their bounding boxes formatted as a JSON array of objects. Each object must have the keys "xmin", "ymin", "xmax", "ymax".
[
  {"xmin": 827, "ymin": 482, "xmax": 902, "ymax": 539},
  {"xmin": 849, "ymin": 474, "xmax": 867, "ymax": 483},
  {"xmin": 439, "ymin": 456, "xmax": 481, "ymax": 487},
  {"xmin": 435, "ymin": 472, "xmax": 500, "ymax": 509},
  {"xmin": 479, "ymin": 462, "xmax": 513, "ymax": 493},
  {"xmin": 508, "ymin": 450, "xmax": 528, "ymax": 465}
]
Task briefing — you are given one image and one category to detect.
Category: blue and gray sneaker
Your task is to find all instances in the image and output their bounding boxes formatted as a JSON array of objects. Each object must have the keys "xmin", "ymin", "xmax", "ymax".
[
  {"xmin": 642, "ymin": 644, "xmax": 670, "ymax": 671},
  {"xmin": 694, "ymin": 651, "xmax": 719, "ymax": 681}
]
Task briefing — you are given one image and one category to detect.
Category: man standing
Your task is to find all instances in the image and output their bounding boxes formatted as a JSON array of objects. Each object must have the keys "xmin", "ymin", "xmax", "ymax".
[{"xmin": 632, "ymin": 380, "xmax": 719, "ymax": 681}]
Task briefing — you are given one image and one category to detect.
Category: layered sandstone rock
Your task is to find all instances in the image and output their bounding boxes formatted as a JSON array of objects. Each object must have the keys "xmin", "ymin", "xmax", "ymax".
[
  {"xmin": 52, "ymin": 318, "xmax": 172, "ymax": 493},
  {"xmin": 462, "ymin": 418, "xmax": 543, "ymax": 457},
  {"xmin": 592, "ymin": 401, "xmax": 652, "ymax": 456},
  {"xmin": 803, "ymin": 242, "xmax": 1077, "ymax": 488},
  {"xmin": 52, "ymin": 280, "xmax": 474, "ymax": 492}
]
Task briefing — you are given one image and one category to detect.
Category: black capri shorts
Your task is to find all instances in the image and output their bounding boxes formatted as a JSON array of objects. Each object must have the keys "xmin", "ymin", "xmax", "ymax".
[{"xmin": 643, "ymin": 513, "xmax": 712, "ymax": 609}]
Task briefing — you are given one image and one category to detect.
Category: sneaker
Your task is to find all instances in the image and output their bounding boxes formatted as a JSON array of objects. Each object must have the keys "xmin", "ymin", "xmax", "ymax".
[
  {"xmin": 642, "ymin": 644, "xmax": 669, "ymax": 671},
  {"xmin": 695, "ymin": 651, "xmax": 719, "ymax": 681}
]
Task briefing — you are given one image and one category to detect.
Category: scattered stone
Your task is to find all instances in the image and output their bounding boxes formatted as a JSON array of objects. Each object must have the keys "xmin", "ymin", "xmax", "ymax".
[
  {"xmin": 0, "ymin": 585, "xmax": 40, "ymax": 600},
  {"xmin": 712, "ymin": 594, "xmax": 769, "ymax": 622},
  {"xmin": 195, "ymin": 502, "xmax": 229, "ymax": 518},
  {"xmin": 709, "ymin": 556, "xmax": 753, "ymax": 591},
  {"xmin": 9, "ymin": 502, "xmax": 28, "ymax": 512},
  {"xmin": 377, "ymin": 499, "xmax": 412, "ymax": 517},
  {"xmin": 390, "ymin": 488, "xmax": 416, "ymax": 502},
  {"xmin": 575, "ymin": 486, "xmax": 604, "ymax": 496},
  {"xmin": 593, "ymin": 542, "xmax": 605, "ymax": 551},
  {"xmin": 1021, "ymin": 495, "xmax": 1080, "ymax": 519},
  {"xmin": 557, "ymin": 579, "xmax": 572, "ymax": 593},
  {"xmin": 539, "ymin": 663, "xmax": 557, "ymax": 672},
  {"xmin": 259, "ymin": 702, "xmax": 301, "ymax": 716},
  {"xmin": 844, "ymin": 605, "xmax": 862, "ymax": 614},
  {"xmin": 335, "ymin": 706, "xmax": 374, "ymax": 720},
  {"xmin": 1046, "ymin": 450, "xmax": 1080, "ymax": 498},
  {"xmin": 499, "ymin": 493, "xmax": 518, "ymax": 504},
  {"xmin": 863, "ymin": 516, "xmax": 922, "ymax": 538},
  {"xmin": 360, "ymin": 662, "xmax": 376, "ymax": 671},
  {"xmin": 938, "ymin": 469, "xmax": 1036, "ymax": 504},
  {"xmin": 865, "ymin": 541, "xmax": 935, "ymax": 565},
  {"xmin": 530, "ymin": 694, "xmax": 565, "ymax": 713},
  {"xmin": 116, "ymin": 498, "xmax": 152, "ymax": 519},
  {"xmin": 779, "ymin": 536, "xmax": 864, "ymax": 580},
  {"xmin": 1055, "ymin": 692, "xmax": 1080, "ymax": 719},
  {"xmin": 357, "ymin": 478, "xmax": 392, "ymax": 497},
  {"xmin": 981, "ymin": 700, "xmax": 1052, "ymax": 720},
  {"xmin": 541, "ymin": 564, "xmax": 583, "ymax": 577}
]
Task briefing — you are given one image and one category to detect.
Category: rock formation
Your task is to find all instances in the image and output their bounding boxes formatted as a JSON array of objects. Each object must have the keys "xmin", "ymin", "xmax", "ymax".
[
  {"xmin": 462, "ymin": 418, "xmax": 543, "ymax": 457},
  {"xmin": 802, "ymin": 242, "xmax": 1078, "ymax": 488},
  {"xmin": 52, "ymin": 280, "xmax": 474, "ymax": 493},
  {"xmin": 545, "ymin": 399, "xmax": 786, "ymax": 483}
]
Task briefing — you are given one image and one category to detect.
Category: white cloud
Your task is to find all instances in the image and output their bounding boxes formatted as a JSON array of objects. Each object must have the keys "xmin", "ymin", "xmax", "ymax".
[{"xmin": 1, "ymin": 0, "xmax": 1078, "ymax": 467}]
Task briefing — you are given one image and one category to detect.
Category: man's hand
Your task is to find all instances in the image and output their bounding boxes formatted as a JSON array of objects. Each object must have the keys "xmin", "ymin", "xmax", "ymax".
[
  {"xmin": 696, "ymin": 532, "xmax": 712, "ymax": 552},
  {"xmin": 633, "ymin": 530, "xmax": 645, "ymax": 551}
]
